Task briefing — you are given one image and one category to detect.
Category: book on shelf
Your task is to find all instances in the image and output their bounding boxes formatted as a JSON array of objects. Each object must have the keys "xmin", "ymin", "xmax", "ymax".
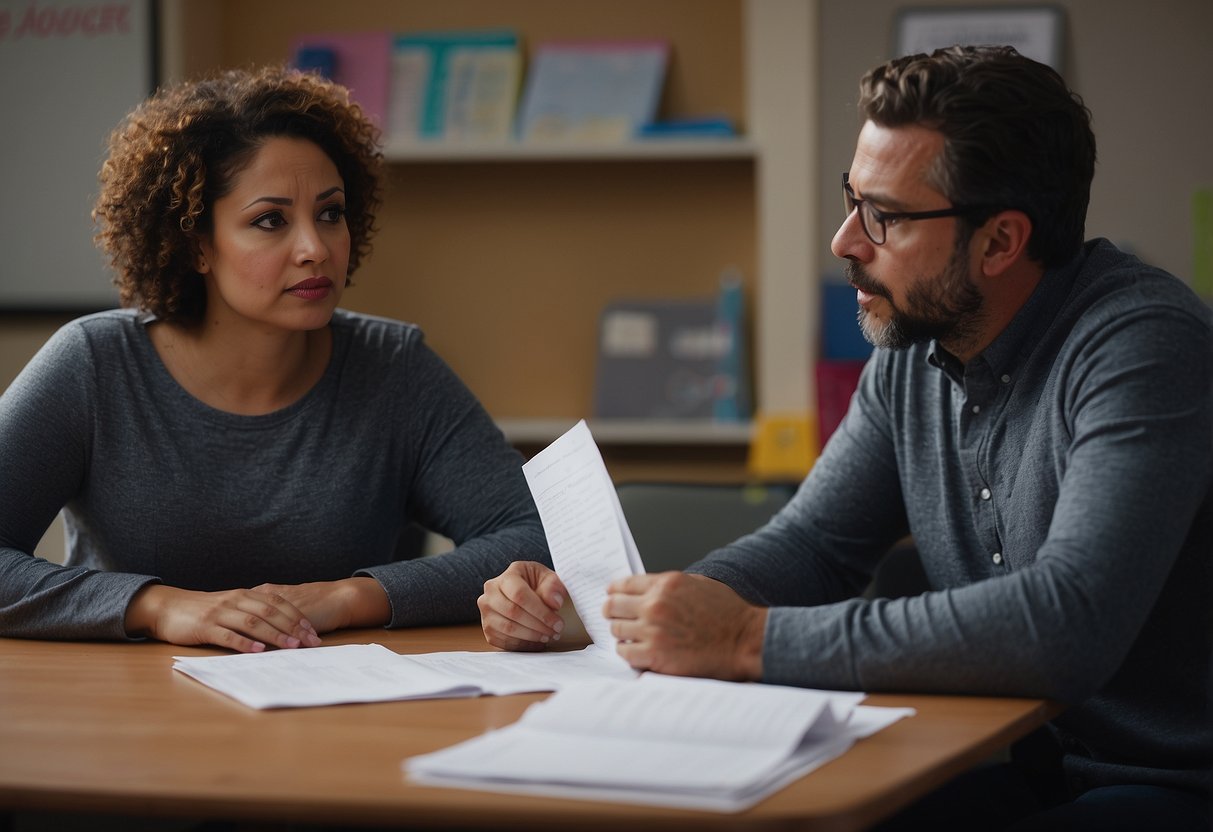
[
  {"xmin": 593, "ymin": 274, "xmax": 751, "ymax": 422},
  {"xmin": 291, "ymin": 31, "xmax": 392, "ymax": 130},
  {"xmin": 389, "ymin": 29, "xmax": 522, "ymax": 144},
  {"xmin": 817, "ymin": 281, "xmax": 872, "ymax": 451},
  {"xmin": 515, "ymin": 40, "xmax": 668, "ymax": 142},
  {"xmin": 713, "ymin": 270, "xmax": 750, "ymax": 420},
  {"xmin": 637, "ymin": 115, "xmax": 737, "ymax": 139}
]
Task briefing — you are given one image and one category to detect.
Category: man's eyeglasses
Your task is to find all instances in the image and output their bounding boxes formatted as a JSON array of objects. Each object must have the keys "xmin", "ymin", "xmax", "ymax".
[{"xmin": 842, "ymin": 172, "xmax": 987, "ymax": 246}]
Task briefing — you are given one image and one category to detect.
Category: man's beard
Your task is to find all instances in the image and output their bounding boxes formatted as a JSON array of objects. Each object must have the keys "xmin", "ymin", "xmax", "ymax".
[{"xmin": 845, "ymin": 240, "xmax": 986, "ymax": 352}]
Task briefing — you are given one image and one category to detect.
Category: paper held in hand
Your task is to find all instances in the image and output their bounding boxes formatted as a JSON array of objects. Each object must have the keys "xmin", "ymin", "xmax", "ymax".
[{"xmin": 519, "ymin": 418, "xmax": 645, "ymax": 654}]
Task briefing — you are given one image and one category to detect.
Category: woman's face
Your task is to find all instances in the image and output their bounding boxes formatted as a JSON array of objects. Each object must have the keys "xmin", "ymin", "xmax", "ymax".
[{"xmin": 195, "ymin": 136, "xmax": 350, "ymax": 334}]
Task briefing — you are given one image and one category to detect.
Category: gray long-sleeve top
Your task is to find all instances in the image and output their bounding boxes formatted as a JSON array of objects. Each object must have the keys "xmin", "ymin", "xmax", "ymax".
[
  {"xmin": 0, "ymin": 308, "xmax": 549, "ymax": 638},
  {"xmin": 690, "ymin": 240, "xmax": 1212, "ymax": 795}
]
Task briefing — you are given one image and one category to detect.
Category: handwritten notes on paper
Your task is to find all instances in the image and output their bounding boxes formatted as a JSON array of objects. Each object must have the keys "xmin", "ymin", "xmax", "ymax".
[{"xmin": 522, "ymin": 420, "xmax": 644, "ymax": 652}]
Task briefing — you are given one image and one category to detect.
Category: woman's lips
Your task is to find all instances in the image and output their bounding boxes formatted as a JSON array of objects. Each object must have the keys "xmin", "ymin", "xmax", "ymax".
[{"xmin": 285, "ymin": 276, "xmax": 333, "ymax": 300}]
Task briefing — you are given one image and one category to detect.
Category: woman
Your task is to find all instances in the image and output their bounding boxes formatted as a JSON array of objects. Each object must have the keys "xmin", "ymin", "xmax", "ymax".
[{"xmin": 0, "ymin": 66, "xmax": 548, "ymax": 652}]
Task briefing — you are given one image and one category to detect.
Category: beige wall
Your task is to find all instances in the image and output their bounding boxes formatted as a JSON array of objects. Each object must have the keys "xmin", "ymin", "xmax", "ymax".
[{"xmin": 817, "ymin": 0, "xmax": 1213, "ymax": 282}]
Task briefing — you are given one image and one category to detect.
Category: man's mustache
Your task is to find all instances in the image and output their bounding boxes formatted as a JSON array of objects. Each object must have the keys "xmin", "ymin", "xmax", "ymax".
[{"xmin": 844, "ymin": 260, "xmax": 892, "ymax": 302}]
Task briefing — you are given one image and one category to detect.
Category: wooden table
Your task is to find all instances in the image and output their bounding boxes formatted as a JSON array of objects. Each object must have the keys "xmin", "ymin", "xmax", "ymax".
[{"xmin": 0, "ymin": 626, "xmax": 1059, "ymax": 831}]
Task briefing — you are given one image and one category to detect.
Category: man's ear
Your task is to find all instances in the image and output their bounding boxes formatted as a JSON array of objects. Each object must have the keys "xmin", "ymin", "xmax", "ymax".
[{"xmin": 977, "ymin": 209, "xmax": 1032, "ymax": 277}]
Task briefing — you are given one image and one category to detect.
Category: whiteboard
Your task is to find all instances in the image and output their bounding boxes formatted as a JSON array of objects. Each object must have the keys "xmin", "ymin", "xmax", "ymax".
[{"xmin": 0, "ymin": 0, "xmax": 155, "ymax": 311}]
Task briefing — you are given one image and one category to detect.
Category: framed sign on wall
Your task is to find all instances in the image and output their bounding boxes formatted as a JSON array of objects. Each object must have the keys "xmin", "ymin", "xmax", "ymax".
[
  {"xmin": 894, "ymin": 5, "xmax": 1065, "ymax": 71},
  {"xmin": 0, "ymin": 0, "xmax": 156, "ymax": 312}
]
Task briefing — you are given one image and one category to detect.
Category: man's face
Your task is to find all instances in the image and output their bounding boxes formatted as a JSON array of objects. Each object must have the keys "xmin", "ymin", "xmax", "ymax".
[{"xmin": 831, "ymin": 122, "xmax": 986, "ymax": 353}]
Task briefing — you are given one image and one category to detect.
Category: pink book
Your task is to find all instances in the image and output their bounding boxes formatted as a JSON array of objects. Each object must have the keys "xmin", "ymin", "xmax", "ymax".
[{"xmin": 291, "ymin": 31, "xmax": 392, "ymax": 130}]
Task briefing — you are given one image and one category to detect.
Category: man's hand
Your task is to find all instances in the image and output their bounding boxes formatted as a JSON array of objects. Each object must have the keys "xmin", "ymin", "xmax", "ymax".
[
  {"xmin": 604, "ymin": 572, "xmax": 767, "ymax": 681},
  {"xmin": 478, "ymin": 561, "xmax": 567, "ymax": 651},
  {"xmin": 124, "ymin": 584, "xmax": 322, "ymax": 653}
]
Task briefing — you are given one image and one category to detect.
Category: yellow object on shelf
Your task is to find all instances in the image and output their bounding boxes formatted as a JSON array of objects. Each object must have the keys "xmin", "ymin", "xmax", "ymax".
[{"xmin": 746, "ymin": 412, "xmax": 817, "ymax": 481}]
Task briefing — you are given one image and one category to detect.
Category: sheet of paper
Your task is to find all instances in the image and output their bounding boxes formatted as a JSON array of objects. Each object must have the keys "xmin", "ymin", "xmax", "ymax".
[
  {"xmin": 403, "ymin": 645, "xmax": 637, "ymax": 695},
  {"xmin": 172, "ymin": 643, "xmax": 642, "ymax": 709},
  {"xmin": 517, "ymin": 673, "xmax": 863, "ymax": 752},
  {"xmin": 172, "ymin": 644, "xmax": 478, "ymax": 709},
  {"xmin": 522, "ymin": 420, "xmax": 644, "ymax": 652}
]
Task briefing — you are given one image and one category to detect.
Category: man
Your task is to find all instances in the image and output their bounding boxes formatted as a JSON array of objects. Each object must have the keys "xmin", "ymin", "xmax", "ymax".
[{"xmin": 478, "ymin": 46, "xmax": 1211, "ymax": 830}]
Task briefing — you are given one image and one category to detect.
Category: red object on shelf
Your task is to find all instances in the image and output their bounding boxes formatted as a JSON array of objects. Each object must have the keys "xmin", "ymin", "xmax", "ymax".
[{"xmin": 815, "ymin": 360, "xmax": 866, "ymax": 449}]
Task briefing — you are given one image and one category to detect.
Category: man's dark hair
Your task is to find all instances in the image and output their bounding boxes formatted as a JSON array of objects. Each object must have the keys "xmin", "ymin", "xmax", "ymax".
[{"xmin": 858, "ymin": 45, "xmax": 1095, "ymax": 267}]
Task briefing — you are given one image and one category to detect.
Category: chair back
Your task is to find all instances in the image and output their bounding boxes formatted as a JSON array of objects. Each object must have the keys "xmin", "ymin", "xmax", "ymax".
[{"xmin": 616, "ymin": 482, "xmax": 795, "ymax": 573}]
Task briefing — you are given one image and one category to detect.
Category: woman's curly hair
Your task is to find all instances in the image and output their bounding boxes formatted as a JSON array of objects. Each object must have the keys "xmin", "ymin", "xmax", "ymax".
[{"xmin": 94, "ymin": 65, "xmax": 382, "ymax": 325}]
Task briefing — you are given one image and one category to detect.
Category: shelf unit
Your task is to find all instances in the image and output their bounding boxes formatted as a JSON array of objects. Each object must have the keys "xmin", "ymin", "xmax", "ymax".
[
  {"xmin": 382, "ymin": 138, "xmax": 759, "ymax": 163},
  {"xmin": 497, "ymin": 418, "xmax": 753, "ymax": 447},
  {"xmin": 160, "ymin": 0, "xmax": 818, "ymax": 480}
]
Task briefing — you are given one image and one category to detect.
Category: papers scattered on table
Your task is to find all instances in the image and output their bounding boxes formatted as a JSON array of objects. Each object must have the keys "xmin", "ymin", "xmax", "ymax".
[
  {"xmin": 406, "ymin": 673, "xmax": 914, "ymax": 813},
  {"xmin": 172, "ymin": 642, "xmax": 635, "ymax": 710},
  {"xmin": 173, "ymin": 421, "xmax": 916, "ymax": 812}
]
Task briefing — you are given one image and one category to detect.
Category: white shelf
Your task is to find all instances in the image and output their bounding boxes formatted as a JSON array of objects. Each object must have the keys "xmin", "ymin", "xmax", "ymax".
[
  {"xmin": 382, "ymin": 137, "xmax": 758, "ymax": 163},
  {"xmin": 497, "ymin": 418, "xmax": 754, "ymax": 446}
]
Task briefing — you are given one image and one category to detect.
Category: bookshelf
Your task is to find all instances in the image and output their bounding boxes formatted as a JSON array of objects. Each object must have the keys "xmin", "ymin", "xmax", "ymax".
[
  {"xmin": 160, "ymin": 0, "xmax": 817, "ymax": 481},
  {"xmin": 382, "ymin": 138, "xmax": 759, "ymax": 163},
  {"xmin": 497, "ymin": 418, "xmax": 753, "ymax": 446}
]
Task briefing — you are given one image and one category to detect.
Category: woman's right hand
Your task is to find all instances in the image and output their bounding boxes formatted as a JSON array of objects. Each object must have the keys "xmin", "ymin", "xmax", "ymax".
[
  {"xmin": 478, "ymin": 561, "xmax": 567, "ymax": 652},
  {"xmin": 124, "ymin": 584, "xmax": 322, "ymax": 652}
]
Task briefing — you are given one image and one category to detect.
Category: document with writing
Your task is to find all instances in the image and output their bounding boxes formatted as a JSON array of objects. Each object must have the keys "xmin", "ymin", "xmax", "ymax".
[
  {"xmin": 172, "ymin": 643, "xmax": 636, "ymax": 710},
  {"xmin": 406, "ymin": 673, "xmax": 914, "ymax": 812},
  {"xmin": 521, "ymin": 419, "xmax": 644, "ymax": 655}
]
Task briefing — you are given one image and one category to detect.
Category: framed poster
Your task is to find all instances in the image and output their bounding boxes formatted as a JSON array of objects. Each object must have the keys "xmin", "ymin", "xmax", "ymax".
[
  {"xmin": 894, "ymin": 5, "xmax": 1065, "ymax": 70},
  {"xmin": 0, "ymin": 0, "xmax": 157, "ymax": 312}
]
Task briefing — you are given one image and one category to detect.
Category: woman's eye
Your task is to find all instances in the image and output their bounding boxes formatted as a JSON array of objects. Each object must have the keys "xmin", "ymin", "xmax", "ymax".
[
  {"xmin": 252, "ymin": 211, "xmax": 286, "ymax": 230},
  {"xmin": 319, "ymin": 204, "xmax": 346, "ymax": 223}
]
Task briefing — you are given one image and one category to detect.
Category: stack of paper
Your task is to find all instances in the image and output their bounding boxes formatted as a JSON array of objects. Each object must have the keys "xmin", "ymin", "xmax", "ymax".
[{"xmin": 406, "ymin": 673, "xmax": 912, "ymax": 812}]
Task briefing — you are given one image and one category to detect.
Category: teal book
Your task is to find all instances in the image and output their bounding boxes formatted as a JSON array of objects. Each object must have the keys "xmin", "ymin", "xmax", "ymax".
[
  {"xmin": 713, "ymin": 272, "xmax": 751, "ymax": 422},
  {"xmin": 390, "ymin": 29, "xmax": 520, "ymax": 142}
]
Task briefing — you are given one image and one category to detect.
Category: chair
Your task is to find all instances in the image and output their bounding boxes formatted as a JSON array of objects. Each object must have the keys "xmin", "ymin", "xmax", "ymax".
[
  {"xmin": 616, "ymin": 481, "xmax": 929, "ymax": 598},
  {"xmin": 615, "ymin": 482, "xmax": 796, "ymax": 573},
  {"xmin": 863, "ymin": 539, "xmax": 929, "ymax": 599}
]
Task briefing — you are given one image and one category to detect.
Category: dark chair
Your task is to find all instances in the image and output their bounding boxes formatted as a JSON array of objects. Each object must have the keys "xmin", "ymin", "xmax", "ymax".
[
  {"xmin": 863, "ymin": 539, "xmax": 929, "ymax": 599},
  {"xmin": 616, "ymin": 481, "xmax": 929, "ymax": 598},
  {"xmin": 615, "ymin": 481, "xmax": 796, "ymax": 573}
]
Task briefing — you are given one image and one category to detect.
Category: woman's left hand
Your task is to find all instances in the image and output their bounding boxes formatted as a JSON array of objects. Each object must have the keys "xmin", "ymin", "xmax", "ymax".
[{"xmin": 252, "ymin": 576, "xmax": 391, "ymax": 635}]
